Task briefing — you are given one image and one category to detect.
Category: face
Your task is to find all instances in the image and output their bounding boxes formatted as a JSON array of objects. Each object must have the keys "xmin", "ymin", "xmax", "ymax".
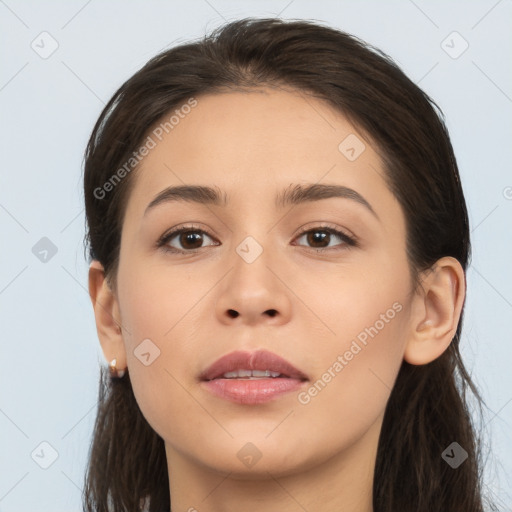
[{"xmin": 113, "ymin": 87, "xmax": 414, "ymax": 477}]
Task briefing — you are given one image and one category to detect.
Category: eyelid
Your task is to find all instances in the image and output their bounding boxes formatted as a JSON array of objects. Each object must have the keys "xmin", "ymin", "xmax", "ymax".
[{"xmin": 293, "ymin": 221, "xmax": 357, "ymax": 243}]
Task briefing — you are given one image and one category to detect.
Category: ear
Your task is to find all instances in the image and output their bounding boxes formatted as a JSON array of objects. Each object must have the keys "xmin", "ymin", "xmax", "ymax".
[
  {"xmin": 88, "ymin": 260, "xmax": 127, "ymax": 371},
  {"xmin": 404, "ymin": 256, "xmax": 466, "ymax": 365}
]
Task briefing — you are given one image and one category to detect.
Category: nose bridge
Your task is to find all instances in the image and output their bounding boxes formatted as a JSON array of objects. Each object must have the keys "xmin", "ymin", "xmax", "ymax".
[
  {"xmin": 229, "ymin": 231, "xmax": 275, "ymax": 295},
  {"xmin": 235, "ymin": 233, "xmax": 267, "ymax": 267},
  {"xmin": 226, "ymin": 202, "xmax": 275, "ymax": 269},
  {"xmin": 226, "ymin": 199, "xmax": 295, "ymax": 283}
]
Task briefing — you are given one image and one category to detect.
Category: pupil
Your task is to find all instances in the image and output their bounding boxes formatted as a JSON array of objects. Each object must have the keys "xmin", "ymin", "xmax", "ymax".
[
  {"xmin": 181, "ymin": 232, "xmax": 202, "ymax": 249},
  {"xmin": 308, "ymin": 231, "xmax": 328, "ymax": 247}
]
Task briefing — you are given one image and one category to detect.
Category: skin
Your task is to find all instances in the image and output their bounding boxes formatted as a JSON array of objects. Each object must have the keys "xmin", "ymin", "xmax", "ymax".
[{"xmin": 89, "ymin": 87, "xmax": 465, "ymax": 512}]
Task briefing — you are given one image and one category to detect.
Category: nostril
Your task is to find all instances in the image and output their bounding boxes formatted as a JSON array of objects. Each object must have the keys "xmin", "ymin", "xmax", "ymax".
[
  {"xmin": 266, "ymin": 309, "xmax": 277, "ymax": 317},
  {"xmin": 227, "ymin": 309, "xmax": 239, "ymax": 318}
]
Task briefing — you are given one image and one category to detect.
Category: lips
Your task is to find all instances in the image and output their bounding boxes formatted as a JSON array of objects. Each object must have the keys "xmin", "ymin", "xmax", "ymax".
[
  {"xmin": 199, "ymin": 349, "xmax": 309, "ymax": 405},
  {"xmin": 199, "ymin": 349, "xmax": 309, "ymax": 382}
]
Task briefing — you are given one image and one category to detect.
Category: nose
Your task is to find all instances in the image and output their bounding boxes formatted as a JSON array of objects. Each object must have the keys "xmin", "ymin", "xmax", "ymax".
[{"xmin": 214, "ymin": 248, "xmax": 292, "ymax": 326}]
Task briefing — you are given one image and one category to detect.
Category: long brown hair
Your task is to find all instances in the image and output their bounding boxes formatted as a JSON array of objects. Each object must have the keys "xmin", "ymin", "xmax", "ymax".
[{"xmin": 82, "ymin": 17, "xmax": 495, "ymax": 511}]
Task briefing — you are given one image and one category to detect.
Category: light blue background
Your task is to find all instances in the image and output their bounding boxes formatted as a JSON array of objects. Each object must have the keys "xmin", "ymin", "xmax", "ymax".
[{"xmin": 1, "ymin": 1, "xmax": 511, "ymax": 510}]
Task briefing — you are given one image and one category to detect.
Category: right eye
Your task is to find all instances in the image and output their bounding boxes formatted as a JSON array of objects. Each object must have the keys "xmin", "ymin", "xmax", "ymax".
[{"xmin": 157, "ymin": 226, "xmax": 220, "ymax": 254}]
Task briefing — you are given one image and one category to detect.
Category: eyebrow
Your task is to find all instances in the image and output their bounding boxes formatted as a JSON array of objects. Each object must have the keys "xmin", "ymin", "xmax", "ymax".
[{"xmin": 144, "ymin": 183, "xmax": 379, "ymax": 219}]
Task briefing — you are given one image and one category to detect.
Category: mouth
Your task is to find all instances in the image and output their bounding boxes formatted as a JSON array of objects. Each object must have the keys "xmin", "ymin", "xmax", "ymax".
[{"xmin": 199, "ymin": 349, "xmax": 309, "ymax": 405}]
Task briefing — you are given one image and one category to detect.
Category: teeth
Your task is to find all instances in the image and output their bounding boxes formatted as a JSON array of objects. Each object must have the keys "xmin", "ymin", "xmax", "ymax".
[{"xmin": 221, "ymin": 369, "xmax": 282, "ymax": 379}]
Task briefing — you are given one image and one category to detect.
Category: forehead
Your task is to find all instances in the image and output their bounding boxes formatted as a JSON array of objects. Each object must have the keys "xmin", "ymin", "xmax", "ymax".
[{"xmin": 124, "ymin": 87, "xmax": 396, "ymax": 221}]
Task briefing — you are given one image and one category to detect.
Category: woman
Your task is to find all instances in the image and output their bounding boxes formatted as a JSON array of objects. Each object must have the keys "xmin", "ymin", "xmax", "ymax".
[{"xmin": 83, "ymin": 17, "xmax": 494, "ymax": 511}]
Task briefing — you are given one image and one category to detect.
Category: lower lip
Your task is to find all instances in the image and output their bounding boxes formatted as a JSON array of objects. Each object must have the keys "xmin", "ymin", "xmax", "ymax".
[{"xmin": 201, "ymin": 378, "xmax": 306, "ymax": 404}]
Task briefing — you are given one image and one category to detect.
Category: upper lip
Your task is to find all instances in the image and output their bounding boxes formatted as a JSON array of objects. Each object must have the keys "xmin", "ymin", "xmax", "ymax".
[{"xmin": 199, "ymin": 349, "xmax": 309, "ymax": 381}]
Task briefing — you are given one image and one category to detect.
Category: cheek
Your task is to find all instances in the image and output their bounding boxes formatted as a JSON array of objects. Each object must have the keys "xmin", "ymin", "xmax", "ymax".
[
  {"xmin": 293, "ymin": 265, "xmax": 409, "ymax": 425},
  {"xmin": 118, "ymin": 259, "xmax": 205, "ymax": 344},
  {"xmin": 294, "ymin": 306, "xmax": 407, "ymax": 452},
  {"xmin": 116, "ymin": 264, "xmax": 202, "ymax": 437},
  {"xmin": 296, "ymin": 258, "xmax": 408, "ymax": 348}
]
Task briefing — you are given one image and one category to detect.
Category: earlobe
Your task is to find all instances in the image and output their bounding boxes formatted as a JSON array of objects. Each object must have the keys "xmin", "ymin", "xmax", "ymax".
[
  {"xmin": 403, "ymin": 257, "xmax": 465, "ymax": 366},
  {"xmin": 88, "ymin": 260, "xmax": 127, "ymax": 371}
]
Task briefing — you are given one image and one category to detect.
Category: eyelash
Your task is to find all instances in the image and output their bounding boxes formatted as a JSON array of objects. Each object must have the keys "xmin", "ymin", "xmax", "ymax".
[{"xmin": 156, "ymin": 223, "xmax": 358, "ymax": 255}]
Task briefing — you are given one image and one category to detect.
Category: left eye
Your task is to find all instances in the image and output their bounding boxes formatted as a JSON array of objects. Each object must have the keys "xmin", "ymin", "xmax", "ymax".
[{"xmin": 293, "ymin": 227, "xmax": 356, "ymax": 250}]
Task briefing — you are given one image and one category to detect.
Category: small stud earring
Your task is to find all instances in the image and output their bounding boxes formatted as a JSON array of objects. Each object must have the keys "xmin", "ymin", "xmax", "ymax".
[{"xmin": 109, "ymin": 358, "xmax": 126, "ymax": 378}]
